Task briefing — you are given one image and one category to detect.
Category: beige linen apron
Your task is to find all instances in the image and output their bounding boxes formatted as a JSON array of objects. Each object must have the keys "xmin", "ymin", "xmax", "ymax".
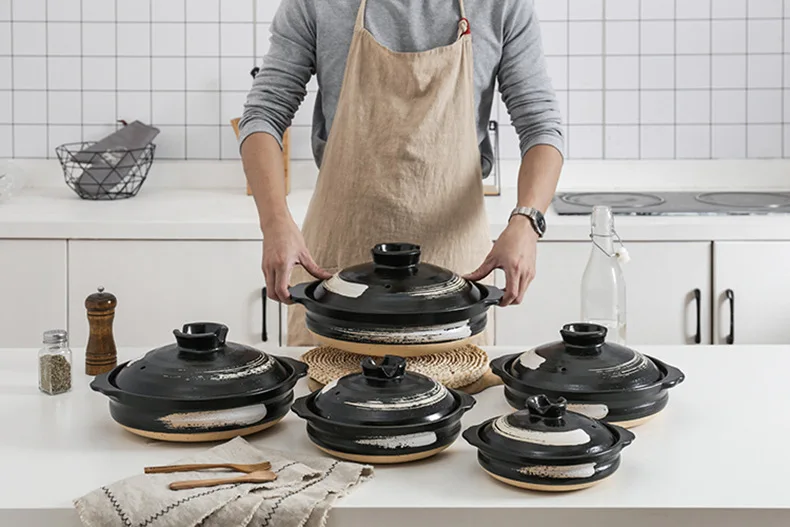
[{"xmin": 288, "ymin": 0, "xmax": 493, "ymax": 346}]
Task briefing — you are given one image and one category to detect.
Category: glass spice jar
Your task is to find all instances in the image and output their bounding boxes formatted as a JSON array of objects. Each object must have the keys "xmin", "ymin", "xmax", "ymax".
[{"xmin": 39, "ymin": 329, "xmax": 73, "ymax": 395}]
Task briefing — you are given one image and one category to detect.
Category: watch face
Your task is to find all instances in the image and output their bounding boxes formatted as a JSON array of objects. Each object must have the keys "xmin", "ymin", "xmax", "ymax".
[{"xmin": 536, "ymin": 214, "xmax": 546, "ymax": 233}]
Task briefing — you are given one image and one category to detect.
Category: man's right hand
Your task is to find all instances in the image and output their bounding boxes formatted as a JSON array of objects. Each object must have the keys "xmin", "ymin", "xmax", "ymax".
[{"xmin": 263, "ymin": 219, "xmax": 332, "ymax": 304}]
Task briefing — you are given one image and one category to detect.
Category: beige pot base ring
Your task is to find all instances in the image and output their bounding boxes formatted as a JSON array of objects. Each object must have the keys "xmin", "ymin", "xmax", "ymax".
[
  {"xmin": 314, "ymin": 444, "xmax": 450, "ymax": 464},
  {"xmin": 119, "ymin": 417, "xmax": 283, "ymax": 443},
  {"xmin": 483, "ymin": 469, "xmax": 602, "ymax": 492},
  {"xmin": 312, "ymin": 331, "xmax": 474, "ymax": 357}
]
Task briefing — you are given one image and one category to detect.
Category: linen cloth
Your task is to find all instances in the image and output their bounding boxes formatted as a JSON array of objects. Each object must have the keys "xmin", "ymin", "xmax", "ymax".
[{"xmin": 74, "ymin": 436, "xmax": 373, "ymax": 527}]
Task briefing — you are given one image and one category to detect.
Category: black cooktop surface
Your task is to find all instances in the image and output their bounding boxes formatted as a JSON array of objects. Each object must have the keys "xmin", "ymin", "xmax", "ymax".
[{"xmin": 552, "ymin": 191, "xmax": 790, "ymax": 215}]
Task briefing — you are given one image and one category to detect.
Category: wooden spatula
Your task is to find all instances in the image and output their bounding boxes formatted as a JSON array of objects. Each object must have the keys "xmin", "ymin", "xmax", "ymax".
[
  {"xmin": 169, "ymin": 470, "xmax": 277, "ymax": 491},
  {"xmin": 144, "ymin": 461, "xmax": 271, "ymax": 475}
]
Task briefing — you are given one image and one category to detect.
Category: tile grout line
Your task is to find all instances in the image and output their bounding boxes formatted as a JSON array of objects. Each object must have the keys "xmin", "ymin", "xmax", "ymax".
[
  {"xmin": 9, "ymin": 0, "xmax": 14, "ymax": 157},
  {"xmin": 115, "ymin": 0, "xmax": 119, "ymax": 133},
  {"xmin": 782, "ymin": 0, "xmax": 786, "ymax": 158},
  {"xmin": 745, "ymin": 1, "xmax": 750, "ymax": 158},
  {"xmin": 218, "ymin": 0, "xmax": 223, "ymax": 160},
  {"xmin": 79, "ymin": 0, "xmax": 84, "ymax": 143},
  {"xmin": 637, "ymin": 0, "xmax": 642, "ymax": 158},
  {"xmin": 673, "ymin": 0, "xmax": 677, "ymax": 159},
  {"xmin": 565, "ymin": 0, "xmax": 570, "ymax": 158},
  {"xmin": 45, "ymin": 0, "xmax": 50, "ymax": 158},
  {"xmin": 601, "ymin": 0, "xmax": 607, "ymax": 159},
  {"xmin": 709, "ymin": 0, "xmax": 714, "ymax": 159},
  {"xmin": 183, "ymin": 0, "xmax": 187, "ymax": 160}
]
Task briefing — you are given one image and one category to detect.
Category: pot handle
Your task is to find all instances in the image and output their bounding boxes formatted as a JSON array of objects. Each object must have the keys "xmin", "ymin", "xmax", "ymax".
[
  {"xmin": 481, "ymin": 284, "xmax": 505, "ymax": 306},
  {"xmin": 461, "ymin": 424, "xmax": 485, "ymax": 449},
  {"xmin": 288, "ymin": 282, "xmax": 311, "ymax": 306},
  {"xmin": 289, "ymin": 395, "xmax": 314, "ymax": 420},
  {"xmin": 617, "ymin": 427, "xmax": 636, "ymax": 448},
  {"xmin": 278, "ymin": 356, "xmax": 308, "ymax": 380},
  {"xmin": 457, "ymin": 391, "xmax": 477, "ymax": 412},
  {"xmin": 89, "ymin": 369, "xmax": 123, "ymax": 399},
  {"xmin": 656, "ymin": 360, "xmax": 686, "ymax": 389},
  {"xmin": 488, "ymin": 354, "xmax": 512, "ymax": 380}
]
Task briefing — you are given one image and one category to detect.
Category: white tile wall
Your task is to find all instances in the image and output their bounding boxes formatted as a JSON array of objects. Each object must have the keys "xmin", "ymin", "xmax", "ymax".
[{"xmin": 0, "ymin": 0, "xmax": 787, "ymax": 161}]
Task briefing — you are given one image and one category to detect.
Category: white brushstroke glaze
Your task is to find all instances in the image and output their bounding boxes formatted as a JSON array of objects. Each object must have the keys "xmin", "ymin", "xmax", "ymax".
[
  {"xmin": 589, "ymin": 351, "xmax": 650, "ymax": 377},
  {"xmin": 567, "ymin": 403, "xmax": 609, "ymax": 419},
  {"xmin": 324, "ymin": 274, "xmax": 369, "ymax": 298},
  {"xmin": 158, "ymin": 404, "xmax": 268, "ymax": 430},
  {"xmin": 492, "ymin": 416, "xmax": 591, "ymax": 446},
  {"xmin": 320, "ymin": 378, "xmax": 339, "ymax": 394},
  {"xmin": 356, "ymin": 432, "xmax": 438, "ymax": 449},
  {"xmin": 345, "ymin": 382, "xmax": 448, "ymax": 411},
  {"xmin": 330, "ymin": 320, "xmax": 472, "ymax": 343},
  {"xmin": 518, "ymin": 463, "xmax": 596, "ymax": 479},
  {"xmin": 209, "ymin": 355, "xmax": 275, "ymax": 381},
  {"xmin": 517, "ymin": 348, "xmax": 546, "ymax": 370},
  {"xmin": 407, "ymin": 275, "xmax": 467, "ymax": 297}
]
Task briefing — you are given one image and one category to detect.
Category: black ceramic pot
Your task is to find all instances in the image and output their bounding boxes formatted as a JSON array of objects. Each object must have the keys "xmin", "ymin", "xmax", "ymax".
[
  {"xmin": 463, "ymin": 394, "xmax": 635, "ymax": 492},
  {"xmin": 90, "ymin": 322, "xmax": 307, "ymax": 442},
  {"xmin": 291, "ymin": 355, "xmax": 476, "ymax": 463},
  {"xmin": 289, "ymin": 243, "xmax": 503, "ymax": 355},
  {"xmin": 490, "ymin": 323, "xmax": 685, "ymax": 427}
]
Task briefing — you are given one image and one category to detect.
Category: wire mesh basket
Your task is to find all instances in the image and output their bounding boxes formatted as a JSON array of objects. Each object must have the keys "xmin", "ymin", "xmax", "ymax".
[{"xmin": 55, "ymin": 141, "xmax": 156, "ymax": 200}]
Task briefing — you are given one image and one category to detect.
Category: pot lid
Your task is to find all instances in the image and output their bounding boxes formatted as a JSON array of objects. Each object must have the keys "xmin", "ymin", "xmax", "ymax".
[
  {"xmin": 295, "ymin": 243, "xmax": 499, "ymax": 317},
  {"xmin": 470, "ymin": 395, "xmax": 634, "ymax": 461},
  {"xmin": 309, "ymin": 355, "xmax": 459, "ymax": 426},
  {"xmin": 113, "ymin": 322, "xmax": 290, "ymax": 400},
  {"xmin": 508, "ymin": 323, "xmax": 664, "ymax": 394}
]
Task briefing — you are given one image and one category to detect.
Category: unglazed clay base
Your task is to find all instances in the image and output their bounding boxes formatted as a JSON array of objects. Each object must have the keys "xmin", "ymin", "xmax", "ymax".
[
  {"xmin": 119, "ymin": 417, "xmax": 284, "ymax": 443},
  {"xmin": 484, "ymin": 469, "xmax": 601, "ymax": 492},
  {"xmin": 314, "ymin": 444, "xmax": 450, "ymax": 464},
  {"xmin": 312, "ymin": 331, "xmax": 474, "ymax": 357}
]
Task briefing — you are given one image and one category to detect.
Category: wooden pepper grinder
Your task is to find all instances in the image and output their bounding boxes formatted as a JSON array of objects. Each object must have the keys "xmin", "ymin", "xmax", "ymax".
[{"xmin": 85, "ymin": 286, "xmax": 118, "ymax": 375}]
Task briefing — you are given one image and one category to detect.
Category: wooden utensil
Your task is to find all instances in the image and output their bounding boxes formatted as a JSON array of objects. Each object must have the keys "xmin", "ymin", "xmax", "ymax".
[
  {"xmin": 169, "ymin": 470, "xmax": 277, "ymax": 491},
  {"xmin": 144, "ymin": 461, "xmax": 271, "ymax": 474},
  {"xmin": 84, "ymin": 286, "xmax": 118, "ymax": 375}
]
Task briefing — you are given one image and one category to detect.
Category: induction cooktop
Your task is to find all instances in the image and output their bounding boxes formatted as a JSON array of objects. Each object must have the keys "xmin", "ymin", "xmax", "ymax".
[{"xmin": 552, "ymin": 191, "xmax": 790, "ymax": 216}]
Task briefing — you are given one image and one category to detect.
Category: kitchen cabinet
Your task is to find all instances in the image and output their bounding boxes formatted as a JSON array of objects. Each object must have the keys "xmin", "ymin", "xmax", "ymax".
[
  {"xmin": 494, "ymin": 242, "xmax": 712, "ymax": 346},
  {"xmin": 713, "ymin": 241, "xmax": 790, "ymax": 345},
  {"xmin": 0, "ymin": 240, "xmax": 67, "ymax": 348},
  {"xmin": 67, "ymin": 241, "xmax": 279, "ymax": 348}
]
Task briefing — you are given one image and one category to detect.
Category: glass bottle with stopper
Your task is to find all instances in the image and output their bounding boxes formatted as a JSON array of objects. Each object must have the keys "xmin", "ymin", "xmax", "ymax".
[
  {"xmin": 581, "ymin": 206, "xmax": 629, "ymax": 345},
  {"xmin": 85, "ymin": 286, "xmax": 118, "ymax": 375}
]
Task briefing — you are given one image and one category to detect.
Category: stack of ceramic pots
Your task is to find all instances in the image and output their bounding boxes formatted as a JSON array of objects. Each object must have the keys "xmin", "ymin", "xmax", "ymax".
[{"xmin": 289, "ymin": 242, "xmax": 503, "ymax": 463}]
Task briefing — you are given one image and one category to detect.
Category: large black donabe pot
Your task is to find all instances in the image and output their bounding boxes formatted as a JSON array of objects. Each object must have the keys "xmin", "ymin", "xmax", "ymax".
[
  {"xmin": 90, "ymin": 322, "xmax": 307, "ymax": 442},
  {"xmin": 291, "ymin": 355, "xmax": 476, "ymax": 463},
  {"xmin": 490, "ymin": 323, "xmax": 685, "ymax": 427},
  {"xmin": 289, "ymin": 243, "xmax": 503, "ymax": 355},
  {"xmin": 463, "ymin": 395, "xmax": 635, "ymax": 492}
]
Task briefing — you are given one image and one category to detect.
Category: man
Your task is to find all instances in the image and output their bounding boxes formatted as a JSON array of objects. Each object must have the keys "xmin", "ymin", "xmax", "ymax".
[{"xmin": 239, "ymin": 0, "xmax": 564, "ymax": 346}]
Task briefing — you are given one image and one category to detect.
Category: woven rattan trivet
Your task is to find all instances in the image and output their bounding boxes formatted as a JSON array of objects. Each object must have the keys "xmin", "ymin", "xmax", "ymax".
[{"xmin": 302, "ymin": 344, "xmax": 503, "ymax": 395}]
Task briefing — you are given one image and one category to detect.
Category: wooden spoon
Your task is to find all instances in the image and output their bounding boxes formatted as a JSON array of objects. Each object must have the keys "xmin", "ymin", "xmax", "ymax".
[
  {"xmin": 169, "ymin": 470, "xmax": 277, "ymax": 491},
  {"xmin": 144, "ymin": 461, "xmax": 271, "ymax": 475}
]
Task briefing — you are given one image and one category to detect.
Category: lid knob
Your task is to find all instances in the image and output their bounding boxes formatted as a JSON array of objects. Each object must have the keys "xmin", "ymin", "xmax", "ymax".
[
  {"xmin": 361, "ymin": 355, "xmax": 407, "ymax": 384},
  {"xmin": 371, "ymin": 243, "xmax": 421, "ymax": 269},
  {"xmin": 526, "ymin": 394, "xmax": 568, "ymax": 421},
  {"xmin": 173, "ymin": 322, "xmax": 228, "ymax": 357},
  {"xmin": 560, "ymin": 323, "xmax": 607, "ymax": 349}
]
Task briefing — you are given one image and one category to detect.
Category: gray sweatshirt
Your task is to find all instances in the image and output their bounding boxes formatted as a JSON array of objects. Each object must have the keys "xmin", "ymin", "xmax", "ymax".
[{"xmin": 239, "ymin": 0, "xmax": 565, "ymax": 178}]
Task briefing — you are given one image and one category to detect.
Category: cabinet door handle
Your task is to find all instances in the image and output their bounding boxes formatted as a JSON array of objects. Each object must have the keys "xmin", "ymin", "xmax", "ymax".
[
  {"xmin": 725, "ymin": 289, "xmax": 735, "ymax": 345},
  {"xmin": 261, "ymin": 287, "xmax": 268, "ymax": 342},
  {"xmin": 693, "ymin": 288, "xmax": 702, "ymax": 344}
]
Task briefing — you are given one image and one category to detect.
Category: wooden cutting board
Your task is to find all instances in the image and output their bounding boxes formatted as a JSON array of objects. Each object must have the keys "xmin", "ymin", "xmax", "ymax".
[{"xmin": 230, "ymin": 118, "xmax": 290, "ymax": 196}]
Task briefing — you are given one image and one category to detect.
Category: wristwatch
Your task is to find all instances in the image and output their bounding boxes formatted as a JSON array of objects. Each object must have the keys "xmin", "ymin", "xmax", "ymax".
[{"xmin": 509, "ymin": 206, "xmax": 546, "ymax": 238}]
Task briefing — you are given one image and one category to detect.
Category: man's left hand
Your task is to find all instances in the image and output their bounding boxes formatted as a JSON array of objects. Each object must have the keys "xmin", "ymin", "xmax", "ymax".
[{"xmin": 464, "ymin": 216, "xmax": 538, "ymax": 306}]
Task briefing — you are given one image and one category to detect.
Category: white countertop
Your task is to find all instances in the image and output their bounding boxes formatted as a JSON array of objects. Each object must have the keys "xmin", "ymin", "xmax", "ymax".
[
  {"xmin": 3, "ymin": 185, "xmax": 790, "ymax": 242},
  {"xmin": 2, "ymin": 345, "xmax": 789, "ymax": 527}
]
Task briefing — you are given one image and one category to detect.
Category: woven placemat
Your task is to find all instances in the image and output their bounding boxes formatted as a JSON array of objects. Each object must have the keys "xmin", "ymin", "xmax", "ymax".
[{"xmin": 301, "ymin": 344, "xmax": 491, "ymax": 390}]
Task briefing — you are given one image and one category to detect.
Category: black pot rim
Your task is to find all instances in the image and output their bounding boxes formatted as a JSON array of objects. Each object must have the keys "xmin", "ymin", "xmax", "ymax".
[
  {"xmin": 490, "ymin": 353, "xmax": 685, "ymax": 396},
  {"xmin": 462, "ymin": 418, "xmax": 635, "ymax": 465},
  {"xmin": 91, "ymin": 355, "xmax": 308, "ymax": 407},
  {"xmin": 290, "ymin": 281, "xmax": 503, "ymax": 324},
  {"xmin": 291, "ymin": 388, "xmax": 476, "ymax": 433}
]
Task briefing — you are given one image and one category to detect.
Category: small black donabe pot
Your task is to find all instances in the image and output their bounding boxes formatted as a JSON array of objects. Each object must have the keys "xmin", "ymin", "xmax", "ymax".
[
  {"xmin": 90, "ymin": 322, "xmax": 307, "ymax": 442},
  {"xmin": 291, "ymin": 355, "xmax": 476, "ymax": 463},
  {"xmin": 463, "ymin": 395, "xmax": 635, "ymax": 492},
  {"xmin": 490, "ymin": 323, "xmax": 685, "ymax": 427},
  {"xmin": 289, "ymin": 243, "xmax": 503, "ymax": 355}
]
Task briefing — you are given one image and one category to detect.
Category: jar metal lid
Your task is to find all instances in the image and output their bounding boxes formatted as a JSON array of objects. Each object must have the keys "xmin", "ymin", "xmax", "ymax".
[{"xmin": 43, "ymin": 329, "xmax": 68, "ymax": 344}]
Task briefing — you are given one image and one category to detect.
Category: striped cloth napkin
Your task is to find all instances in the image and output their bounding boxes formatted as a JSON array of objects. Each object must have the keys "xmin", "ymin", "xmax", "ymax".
[{"xmin": 74, "ymin": 437, "xmax": 373, "ymax": 527}]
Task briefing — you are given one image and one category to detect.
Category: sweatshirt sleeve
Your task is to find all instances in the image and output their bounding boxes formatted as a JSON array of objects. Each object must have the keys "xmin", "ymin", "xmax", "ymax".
[
  {"xmin": 238, "ymin": 0, "xmax": 316, "ymax": 150},
  {"xmin": 498, "ymin": 0, "xmax": 565, "ymax": 159}
]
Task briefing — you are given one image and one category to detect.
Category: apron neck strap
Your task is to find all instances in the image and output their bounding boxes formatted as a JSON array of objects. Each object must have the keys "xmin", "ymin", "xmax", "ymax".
[{"xmin": 356, "ymin": 0, "xmax": 469, "ymax": 33}]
